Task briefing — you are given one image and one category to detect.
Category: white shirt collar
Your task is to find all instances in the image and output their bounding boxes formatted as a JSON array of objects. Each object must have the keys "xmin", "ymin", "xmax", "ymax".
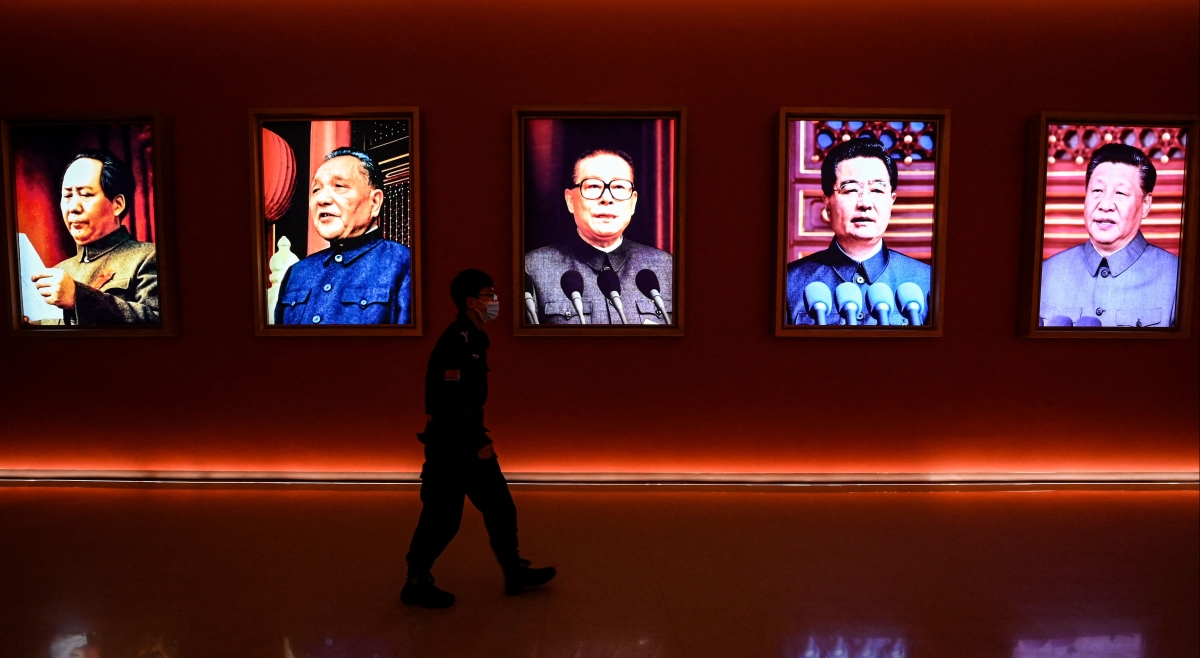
[{"xmin": 581, "ymin": 231, "xmax": 623, "ymax": 253}]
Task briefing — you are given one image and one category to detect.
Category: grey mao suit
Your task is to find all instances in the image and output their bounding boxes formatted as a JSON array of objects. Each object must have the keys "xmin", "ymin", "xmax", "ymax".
[
  {"xmin": 1040, "ymin": 232, "xmax": 1178, "ymax": 328},
  {"xmin": 48, "ymin": 226, "xmax": 159, "ymax": 325},
  {"xmin": 524, "ymin": 235, "xmax": 673, "ymax": 325}
]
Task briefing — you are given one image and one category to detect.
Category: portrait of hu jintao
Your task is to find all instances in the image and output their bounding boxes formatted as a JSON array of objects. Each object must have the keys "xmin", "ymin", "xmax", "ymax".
[
  {"xmin": 1024, "ymin": 113, "xmax": 1198, "ymax": 337},
  {"xmin": 776, "ymin": 110, "xmax": 950, "ymax": 337},
  {"xmin": 251, "ymin": 109, "xmax": 421, "ymax": 336},
  {"xmin": 514, "ymin": 107, "xmax": 685, "ymax": 336},
  {"xmin": 2, "ymin": 117, "xmax": 176, "ymax": 335}
]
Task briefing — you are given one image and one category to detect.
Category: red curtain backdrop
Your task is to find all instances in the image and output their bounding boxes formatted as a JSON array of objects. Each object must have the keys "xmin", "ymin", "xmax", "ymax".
[
  {"xmin": 12, "ymin": 122, "xmax": 155, "ymax": 268},
  {"xmin": 306, "ymin": 120, "xmax": 351, "ymax": 255},
  {"xmin": 523, "ymin": 117, "xmax": 675, "ymax": 254}
]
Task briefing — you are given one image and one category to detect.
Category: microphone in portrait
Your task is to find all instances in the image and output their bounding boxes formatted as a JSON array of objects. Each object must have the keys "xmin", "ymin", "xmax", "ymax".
[
  {"xmin": 1075, "ymin": 316, "xmax": 1102, "ymax": 327},
  {"xmin": 524, "ymin": 274, "xmax": 539, "ymax": 325},
  {"xmin": 559, "ymin": 270, "xmax": 587, "ymax": 324},
  {"xmin": 634, "ymin": 269, "xmax": 671, "ymax": 324},
  {"xmin": 597, "ymin": 270, "xmax": 628, "ymax": 324},
  {"xmin": 802, "ymin": 281, "xmax": 833, "ymax": 325},
  {"xmin": 1045, "ymin": 315, "xmax": 1074, "ymax": 327},
  {"xmin": 834, "ymin": 282, "xmax": 863, "ymax": 326},
  {"xmin": 895, "ymin": 282, "xmax": 925, "ymax": 326},
  {"xmin": 865, "ymin": 282, "xmax": 895, "ymax": 326}
]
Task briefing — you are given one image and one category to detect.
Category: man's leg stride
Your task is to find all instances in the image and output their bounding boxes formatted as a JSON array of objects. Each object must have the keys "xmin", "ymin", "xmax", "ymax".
[
  {"xmin": 402, "ymin": 472, "xmax": 466, "ymax": 608},
  {"xmin": 466, "ymin": 457, "xmax": 556, "ymax": 596}
]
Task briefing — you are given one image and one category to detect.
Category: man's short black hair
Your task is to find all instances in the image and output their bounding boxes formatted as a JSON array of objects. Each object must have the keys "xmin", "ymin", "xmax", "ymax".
[
  {"xmin": 65, "ymin": 150, "xmax": 134, "ymax": 219},
  {"xmin": 571, "ymin": 149, "xmax": 636, "ymax": 185},
  {"xmin": 820, "ymin": 138, "xmax": 898, "ymax": 197},
  {"xmin": 451, "ymin": 269, "xmax": 494, "ymax": 312},
  {"xmin": 1086, "ymin": 143, "xmax": 1157, "ymax": 195},
  {"xmin": 326, "ymin": 147, "xmax": 383, "ymax": 190}
]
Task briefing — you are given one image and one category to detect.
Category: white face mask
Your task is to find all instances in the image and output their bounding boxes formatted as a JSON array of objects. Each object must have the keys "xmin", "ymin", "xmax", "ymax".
[{"xmin": 475, "ymin": 298, "xmax": 499, "ymax": 322}]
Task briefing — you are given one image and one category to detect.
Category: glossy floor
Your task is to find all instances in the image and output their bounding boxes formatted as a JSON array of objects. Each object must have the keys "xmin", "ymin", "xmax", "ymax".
[{"xmin": 0, "ymin": 486, "xmax": 1196, "ymax": 658}]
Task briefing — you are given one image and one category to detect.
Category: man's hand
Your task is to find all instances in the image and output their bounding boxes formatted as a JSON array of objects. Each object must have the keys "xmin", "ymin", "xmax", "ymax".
[
  {"xmin": 477, "ymin": 444, "xmax": 496, "ymax": 459},
  {"xmin": 31, "ymin": 269, "xmax": 76, "ymax": 309}
]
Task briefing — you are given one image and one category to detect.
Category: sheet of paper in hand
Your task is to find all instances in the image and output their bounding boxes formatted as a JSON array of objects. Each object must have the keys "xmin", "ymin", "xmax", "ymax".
[{"xmin": 17, "ymin": 233, "xmax": 64, "ymax": 323}]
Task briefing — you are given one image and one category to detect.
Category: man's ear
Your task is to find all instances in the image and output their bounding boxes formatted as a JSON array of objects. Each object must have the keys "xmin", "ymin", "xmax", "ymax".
[
  {"xmin": 564, "ymin": 189, "xmax": 576, "ymax": 215},
  {"xmin": 112, "ymin": 194, "xmax": 127, "ymax": 219},
  {"xmin": 628, "ymin": 190, "xmax": 637, "ymax": 215},
  {"xmin": 1140, "ymin": 192, "xmax": 1153, "ymax": 219},
  {"xmin": 370, "ymin": 188, "xmax": 385, "ymax": 217}
]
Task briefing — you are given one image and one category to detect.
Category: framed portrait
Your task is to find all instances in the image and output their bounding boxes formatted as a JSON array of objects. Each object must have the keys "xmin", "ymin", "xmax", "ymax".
[
  {"xmin": 2, "ymin": 116, "xmax": 176, "ymax": 336},
  {"xmin": 250, "ymin": 108, "xmax": 421, "ymax": 336},
  {"xmin": 1020, "ymin": 112, "xmax": 1198, "ymax": 338},
  {"xmin": 513, "ymin": 107, "xmax": 685, "ymax": 336},
  {"xmin": 775, "ymin": 109, "xmax": 950, "ymax": 337}
]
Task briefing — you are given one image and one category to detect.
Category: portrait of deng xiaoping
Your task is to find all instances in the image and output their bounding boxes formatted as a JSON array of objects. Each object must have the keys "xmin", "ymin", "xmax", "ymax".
[
  {"xmin": 253, "ymin": 111, "xmax": 419, "ymax": 335},
  {"xmin": 3, "ymin": 119, "xmax": 170, "ymax": 333},
  {"xmin": 515, "ymin": 109, "xmax": 683, "ymax": 334},
  {"xmin": 1034, "ymin": 120, "xmax": 1192, "ymax": 331},
  {"xmin": 778, "ymin": 113, "xmax": 948, "ymax": 334}
]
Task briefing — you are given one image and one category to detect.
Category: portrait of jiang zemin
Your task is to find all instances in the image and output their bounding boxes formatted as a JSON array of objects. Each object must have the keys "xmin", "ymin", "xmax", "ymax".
[
  {"xmin": 777, "ymin": 112, "xmax": 949, "ymax": 336},
  {"xmin": 3, "ymin": 119, "xmax": 172, "ymax": 333},
  {"xmin": 515, "ymin": 108, "xmax": 684, "ymax": 336},
  {"xmin": 1031, "ymin": 119, "xmax": 1194, "ymax": 333},
  {"xmin": 252, "ymin": 110, "xmax": 420, "ymax": 335}
]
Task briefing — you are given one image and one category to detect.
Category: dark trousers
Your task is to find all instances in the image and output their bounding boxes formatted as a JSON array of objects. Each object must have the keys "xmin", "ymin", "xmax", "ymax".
[{"xmin": 405, "ymin": 450, "xmax": 520, "ymax": 577}]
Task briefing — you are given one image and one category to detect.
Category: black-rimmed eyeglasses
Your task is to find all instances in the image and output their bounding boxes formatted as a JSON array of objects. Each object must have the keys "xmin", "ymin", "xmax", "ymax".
[{"xmin": 572, "ymin": 178, "xmax": 635, "ymax": 201}]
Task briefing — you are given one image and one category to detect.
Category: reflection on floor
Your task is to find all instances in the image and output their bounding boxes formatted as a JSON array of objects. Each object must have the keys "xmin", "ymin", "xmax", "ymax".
[
  {"xmin": 1013, "ymin": 634, "xmax": 1143, "ymax": 658},
  {"xmin": 1, "ymin": 487, "xmax": 1195, "ymax": 658},
  {"xmin": 785, "ymin": 636, "xmax": 907, "ymax": 658}
]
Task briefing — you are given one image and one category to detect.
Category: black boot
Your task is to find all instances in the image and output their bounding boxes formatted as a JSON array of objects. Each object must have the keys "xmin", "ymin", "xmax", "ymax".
[
  {"xmin": 401, "ymin": 573, "xmax": 455, "ymax": 608},
  {"xmin": 504, "ymin": 559, "xmax": 556, "ymax": 596}
]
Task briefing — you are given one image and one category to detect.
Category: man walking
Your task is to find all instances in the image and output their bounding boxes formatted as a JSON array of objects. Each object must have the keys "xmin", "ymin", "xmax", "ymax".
[{"xmin": 402, "ymin": 269, "xmax": 556, "ymax": 608}]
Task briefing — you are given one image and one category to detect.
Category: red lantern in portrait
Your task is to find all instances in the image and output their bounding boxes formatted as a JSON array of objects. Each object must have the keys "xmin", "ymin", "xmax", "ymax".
[{"xmin": 261, "ymin": 128, "xmax": 296, "ymax": 223}]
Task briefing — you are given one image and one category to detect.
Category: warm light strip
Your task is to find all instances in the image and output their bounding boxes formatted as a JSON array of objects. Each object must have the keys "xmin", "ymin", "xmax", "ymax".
[{"xmin": 0, "ymin": 470, "xmax": 1195, "ymax": 487}]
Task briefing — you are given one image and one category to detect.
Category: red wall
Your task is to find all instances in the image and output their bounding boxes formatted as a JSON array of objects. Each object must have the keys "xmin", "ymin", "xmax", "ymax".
[{"xmin": 1, "ymin": 0, "xmax": 1197, "ymax": 476}]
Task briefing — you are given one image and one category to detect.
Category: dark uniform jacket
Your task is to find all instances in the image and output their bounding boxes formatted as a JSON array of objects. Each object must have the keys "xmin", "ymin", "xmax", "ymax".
[
  {"xmin": 52, "ymin": 226, "xmax": 159, "ymax": 325},
  {"xmin": 785, "ymin": 239, "xmax": 931, "ymax": 326},
  {"xmin": 422, "ymin": 314, "xmax": 492, "ymax": 458},
  {"xmin": 275, "ymin": 230, "xmax": 412, "ymax": 325},
  {"xmin": 524, "ymin": 234, "xmax": 673, "ymax": 325}
]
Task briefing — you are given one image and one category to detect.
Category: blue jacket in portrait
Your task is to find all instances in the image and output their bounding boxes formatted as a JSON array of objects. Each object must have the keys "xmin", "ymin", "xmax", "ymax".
[
  {"xmin": 1039, "ymin": 231, "xmax": 1177, "ymax": 328},
  {"xmin": 275, "ymin": 230, "xmax": 412, "ymax": 325},
  {"xmin": 784, "ymin": 240, "xmax": 932, "ymax": 326}
]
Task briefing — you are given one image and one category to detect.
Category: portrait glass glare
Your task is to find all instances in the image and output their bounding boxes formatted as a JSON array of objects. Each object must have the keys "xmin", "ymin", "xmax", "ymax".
[
  {"xmin": 780, "ymin": 117, "xmax": 940, "ymax": 331},
  {"xmin": 576, "ymin": 178, "xmax": 634, "ymax": 201},
  {"xmin": 1036, "ymin": 122, "xmax": 1188, "ymax": 330},
  {"xmin": 519, "ymin": 114, "xmax": 679, "ymax": 330},
  {"xmin": 257, "ymin": 117, "xmax": 416, "ymax": 328}
]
